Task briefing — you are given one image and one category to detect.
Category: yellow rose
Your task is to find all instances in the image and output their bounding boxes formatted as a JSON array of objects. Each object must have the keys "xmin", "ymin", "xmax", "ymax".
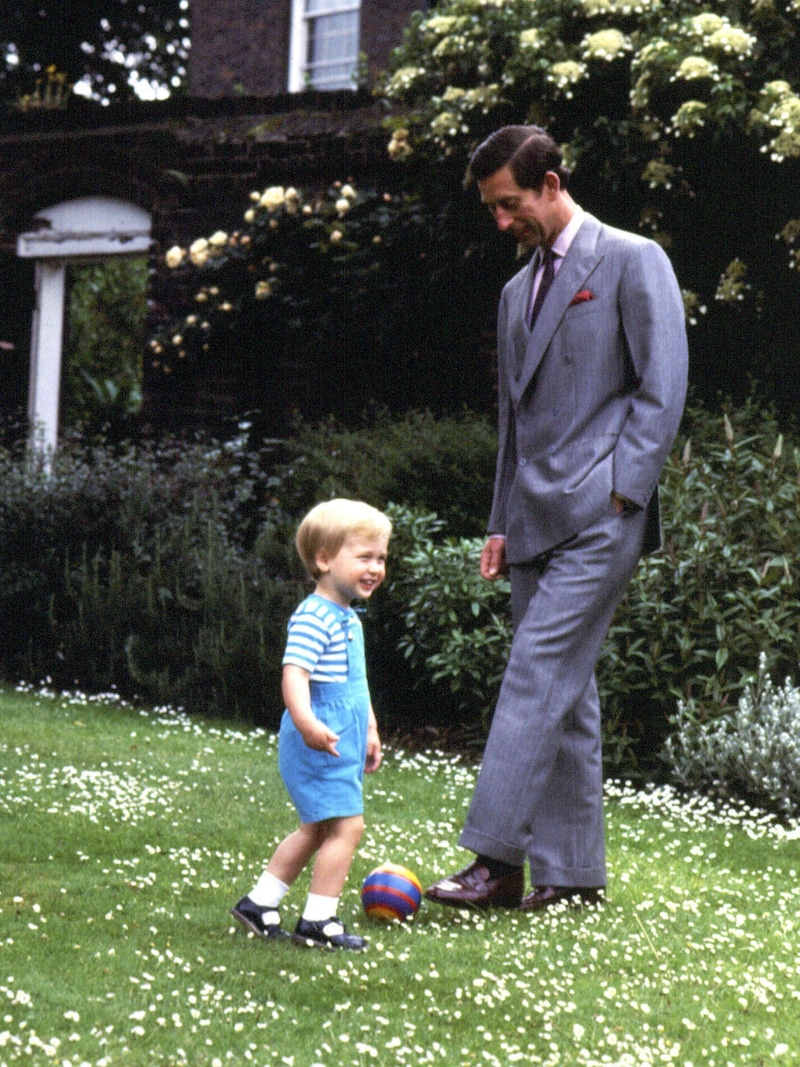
[
  {"xmin": 284, "ymin": 187, "xmax": 300, "ymax": 214},
  {"xmin": 260, "ymin": 186, "xmax": 285, "ymax": 211},
  {"xmin": 189, "ymin": 237, "xmax": 209, "ymax": 266},
  {"xmin": 165, "ymin": 245, "xmax": 185, "ymax": 269}
]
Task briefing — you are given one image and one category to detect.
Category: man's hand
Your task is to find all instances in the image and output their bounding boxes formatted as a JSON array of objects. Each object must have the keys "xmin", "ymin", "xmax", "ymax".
[
  {"xmin": 611, "ymin": 491, "xmax": 640, "ymax": 515},
  {"xmin": 480, "ymin": 535, "xmax": 508, "ymax": 580}
]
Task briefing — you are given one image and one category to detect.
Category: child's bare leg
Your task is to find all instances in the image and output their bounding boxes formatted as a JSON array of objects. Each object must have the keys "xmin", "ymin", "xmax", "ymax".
[
  {"xmin": 308, "ymin": 815, "xmax": 365, "ymax": 898},
  {"xmin": 293, "ymin": 816, "xmax": 367, "ymax": 949},
  {"xmin": 267, "ymin": 822, "xmax": 328, "ymax": 887}
]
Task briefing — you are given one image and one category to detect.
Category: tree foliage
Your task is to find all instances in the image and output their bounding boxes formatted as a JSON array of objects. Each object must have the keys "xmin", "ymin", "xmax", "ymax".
[
  {"xmin": 1, "ymin": 0, "xmax": 189, "ymax": 105},
  {"xmin": 379, "ymin": 0, "xmax": 800, "ymax": 411}
]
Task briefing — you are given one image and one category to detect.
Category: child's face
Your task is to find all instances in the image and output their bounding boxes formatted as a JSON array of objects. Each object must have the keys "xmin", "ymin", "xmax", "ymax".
[{"xmin": 315, "ymin": 532, "xmax": 389, "ymax": 607}]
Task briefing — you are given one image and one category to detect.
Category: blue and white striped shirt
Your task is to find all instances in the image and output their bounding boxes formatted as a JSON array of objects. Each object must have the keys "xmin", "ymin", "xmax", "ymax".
[{"xmin": 282, "ymin": 594, "xmax": 356, "ymax": 682}]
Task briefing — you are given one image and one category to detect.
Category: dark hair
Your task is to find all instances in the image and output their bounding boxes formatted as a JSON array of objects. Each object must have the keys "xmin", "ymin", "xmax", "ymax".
[{"xmin": 465, "ymin": 126, "xmax": 571, "ymax": 190}]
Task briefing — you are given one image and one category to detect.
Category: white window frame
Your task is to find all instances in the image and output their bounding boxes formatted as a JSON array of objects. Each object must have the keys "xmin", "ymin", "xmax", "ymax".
[{"xmin": 288, "ymin": 0, "xmax": 361, "ymax": 93}]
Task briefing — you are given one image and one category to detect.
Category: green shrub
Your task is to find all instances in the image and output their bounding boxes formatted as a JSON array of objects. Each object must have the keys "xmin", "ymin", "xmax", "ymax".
[
  {"xmin": 664, "ymin": 654, "xmax": 800, "ymax": 817},
  {"xmin": 0, "ymin": 412, "xmax": 497, "ymax": 725},
  {"xmin": 384, "ymin": 503, "xmax": 510, "ymax": 731},
  {"xmin": 3, "ymin": 397, "xmax": 798, "ymax": 769},
  {"xmin": 0, "ymin": 432, "xmax": 301, "ymax": 721},
  {"xmin": 601, "ymin": 394, "xmax": 800, "ymax": 763},
  {"xmin": 381, "ymin": 396, "xmax": 800, "ymax": 771},
  {"xmin": 65, "ymin": 258, "xmax": 147, "ymax": 436},
  {"xmin": 264, "ymin": 409, "xmax": 498, "ymax": 538}
]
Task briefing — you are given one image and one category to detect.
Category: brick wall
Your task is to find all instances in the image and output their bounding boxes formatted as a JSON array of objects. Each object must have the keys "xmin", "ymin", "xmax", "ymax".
[
  {"xmin": 189, "ymin": 0, "xmax": 291, "ymax": 97},
  {"xmin": 189, "ymin": 0, "xmax": 425, "ymax": 98}
]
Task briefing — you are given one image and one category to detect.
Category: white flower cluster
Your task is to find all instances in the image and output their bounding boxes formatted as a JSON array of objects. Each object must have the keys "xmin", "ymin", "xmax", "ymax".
[
  {"xmin": 548, "ymin": 60, "xmax": 588, "ymax": 96},
  {"xmin": 581, "ymin": 28, "xmax": 633, "ymax": 62},
  {"xmin": 672, "ymin": 55, "xmax": 718, "ymax": 81},
  {"xmin": 518, "ymin": 28, "xmax": 540, "ymax": 49},
  {"xmin": 384, "ymin": 65, "xmax": 426, "ymax": 98},
  {"xmin": 715, "ymin": 257, "xmax": 750, "ymax": 302},
  {"xmin": 751, "ymin": 80, "xmax": 800, "ymax": 162},
  {"xmin": 582, "ymin": 0, "xmax": 662, "ymax": 15},
  {"xmin": 388, "ymin": 127, "xmax": 413, "ymax": 160},
  {"xmin": 687, "ymin": 13, "xmax": 756, "ymax": 56}
]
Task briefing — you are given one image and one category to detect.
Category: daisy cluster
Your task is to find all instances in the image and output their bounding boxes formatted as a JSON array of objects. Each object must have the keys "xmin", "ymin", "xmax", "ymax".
[{"xmin": 1, "ymin": 686, "xmax": 799, "ymax": 1066}]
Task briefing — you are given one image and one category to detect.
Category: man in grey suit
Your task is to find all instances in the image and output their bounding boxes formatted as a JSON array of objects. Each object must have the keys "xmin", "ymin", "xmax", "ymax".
[{"xmin": 425, "ymin": 126, "xmax": 688, "ymax": 913}]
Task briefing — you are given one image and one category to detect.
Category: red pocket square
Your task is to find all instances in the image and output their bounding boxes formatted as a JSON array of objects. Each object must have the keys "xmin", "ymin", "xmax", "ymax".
[{"xmin": 570, "ymin": 289, "xmax": 594, "ymax": 306}]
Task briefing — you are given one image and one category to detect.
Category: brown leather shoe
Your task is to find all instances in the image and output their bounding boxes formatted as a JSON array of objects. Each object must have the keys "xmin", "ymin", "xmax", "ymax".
[
  {"xmin": 519, "ymin": 885, "xmax": 604, "ymax": 912},
  {"xmin": 424, "ymin": 861, "xmax": 524, "ymax": 909}
]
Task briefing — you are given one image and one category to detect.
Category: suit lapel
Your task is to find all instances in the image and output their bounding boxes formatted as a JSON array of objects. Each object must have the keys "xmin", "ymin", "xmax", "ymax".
[{"xmin": 509, "ymin": 216, "xmax": 605, "ymax": 407}]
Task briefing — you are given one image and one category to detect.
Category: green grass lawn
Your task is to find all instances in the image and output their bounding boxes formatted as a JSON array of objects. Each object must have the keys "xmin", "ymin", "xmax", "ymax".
[{"xmin": 1, "ymin": 685, "xmax": 799, "ymax": 1067}]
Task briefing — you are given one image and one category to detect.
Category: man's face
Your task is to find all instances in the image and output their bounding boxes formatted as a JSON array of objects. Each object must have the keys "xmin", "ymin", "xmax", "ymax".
[{"xmin": 477, "ymin": 165, "xmax": 554, "ymax": 250}]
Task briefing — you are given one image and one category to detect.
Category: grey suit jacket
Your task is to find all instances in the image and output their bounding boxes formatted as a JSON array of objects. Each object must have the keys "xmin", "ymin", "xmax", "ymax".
[{"xmin": 488, "ymin": 213, "xmax": 688, "ymax": 563}]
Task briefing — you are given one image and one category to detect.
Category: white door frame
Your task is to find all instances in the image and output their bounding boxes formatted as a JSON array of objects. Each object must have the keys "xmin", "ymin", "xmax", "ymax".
[{"xmin": 17, "ymin": 197, "xmax": 152, "ymax": 455}]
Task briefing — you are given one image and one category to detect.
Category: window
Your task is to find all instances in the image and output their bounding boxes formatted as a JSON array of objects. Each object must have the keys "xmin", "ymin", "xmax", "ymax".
[{"xmin": 288, "ymin": 0, "xmax": 361, "ymax": 92}]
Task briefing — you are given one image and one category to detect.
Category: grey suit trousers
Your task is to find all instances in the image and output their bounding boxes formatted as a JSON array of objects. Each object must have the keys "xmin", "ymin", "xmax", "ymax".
[{"xmin": 459, "ymin": 503, "xmax": 647, "ymax": 887}]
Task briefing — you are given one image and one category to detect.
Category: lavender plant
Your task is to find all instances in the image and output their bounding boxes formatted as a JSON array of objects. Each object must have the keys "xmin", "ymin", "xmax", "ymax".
[{"xmin": 665, "ymin": 653, "xmax": 800, "ymax": 817}]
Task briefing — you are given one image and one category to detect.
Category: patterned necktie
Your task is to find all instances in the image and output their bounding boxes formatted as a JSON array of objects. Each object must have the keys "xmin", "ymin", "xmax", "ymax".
[{"xmin": 529, "ymin": 248, "xmax": 555, "ymax": 328}]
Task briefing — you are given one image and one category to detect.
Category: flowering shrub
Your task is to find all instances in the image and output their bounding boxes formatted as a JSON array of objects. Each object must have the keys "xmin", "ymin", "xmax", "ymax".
[
  {"xmin": 380, "ymin": 0, "xmax": 799, "ymax": 164},
  {"xmin": 665, "ymin": 654, "xmax": 800, "ymax": 817},
  {"xmin": 377, "ymin": 0, "xmax": 800, "ymax": 413},
  {"xmin": 151, "ymin": 175, "xmax": 501, "ymax": 427},
  {"xmin": 154, "ymin": 180, "xmax": 374, "ymax": 380}
]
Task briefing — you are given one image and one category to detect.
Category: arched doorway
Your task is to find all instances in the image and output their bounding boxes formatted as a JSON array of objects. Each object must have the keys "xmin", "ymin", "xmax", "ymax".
[{"xmin": 16, "ymin": 197, "xmax": 151, "ymax": 453}]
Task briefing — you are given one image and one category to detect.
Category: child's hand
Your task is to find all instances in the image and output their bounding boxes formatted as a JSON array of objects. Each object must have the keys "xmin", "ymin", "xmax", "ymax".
[
  {"xmin": 301, "ymin": 719, "xmax": 341, "ymax": 757},
  {"xmin": 365, "ymin": 725, "xmax": 382, "ymax": 773}
]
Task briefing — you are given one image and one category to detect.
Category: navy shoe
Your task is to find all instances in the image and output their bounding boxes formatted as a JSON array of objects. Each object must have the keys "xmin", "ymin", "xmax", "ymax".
[
  {"xmin": 231, "ymin": 896, "xmax": 289, "ymax": 940},
  {"xmin": 293, "ymin": 916, "xmax": 366, "ymax": 951}
]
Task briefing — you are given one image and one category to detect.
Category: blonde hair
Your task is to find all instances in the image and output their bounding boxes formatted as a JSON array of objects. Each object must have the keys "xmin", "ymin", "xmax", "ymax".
[{"xmin": 295, "ymin": 498, "xmax": 392, "ymax": 580}]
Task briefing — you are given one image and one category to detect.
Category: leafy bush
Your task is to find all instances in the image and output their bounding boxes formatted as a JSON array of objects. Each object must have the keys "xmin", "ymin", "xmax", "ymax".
[
  {"xmin": 601, "ymin": 394, "xmax": 800, "ymax": 762},
  {"xmin": 0, "ymin": 412, "xmax": 497, "ymax": 725},
  {"xmin": 383, "ymin": 503, "xmax": 510, "ymax": 732},
  {"xmin": 3, "ymin": 397, "xmax": 799, "ymax": 770},
  {"xmin": 381, "ymin": 395, "xmax": 800, "ymax": 771},
  {"xmin": 265, "ymin": 410, "xmax": 498, "ymax": 538},
  {"xmin": 65, "ymin": 258, "xmax": 147, "ymax": 436},
  {"xmin": 0, "ymin": 431, "xmax": 302, "ymax": 722},
  {"xmin": 664, "ymin": 654, "xmax": 800, "ymax": 817}
]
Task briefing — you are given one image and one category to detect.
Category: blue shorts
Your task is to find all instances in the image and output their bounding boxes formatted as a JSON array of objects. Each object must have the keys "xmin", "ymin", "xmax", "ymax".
[{"xmin": 278, "ymin": 676, "xmax": 369, "ymax": 823}]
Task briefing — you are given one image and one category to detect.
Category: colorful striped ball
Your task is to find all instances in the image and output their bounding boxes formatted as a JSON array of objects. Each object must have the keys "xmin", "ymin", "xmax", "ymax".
[{"xmin": 361, "ymin": 863, "xmax": 422, "ymax": 921}]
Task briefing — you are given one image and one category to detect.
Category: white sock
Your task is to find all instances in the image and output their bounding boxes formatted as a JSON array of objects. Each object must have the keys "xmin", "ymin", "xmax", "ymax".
[
  {"xmin": 249, "ymin": 871, "xmax": 290, "ymax": 909},
  {"xmin": 302, "ymin": 893, "xmax": 340, "ymax": 923}
]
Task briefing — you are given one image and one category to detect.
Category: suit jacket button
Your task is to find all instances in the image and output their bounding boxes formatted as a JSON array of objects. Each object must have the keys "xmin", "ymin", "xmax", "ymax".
[{"xmin": 519, "ymin": 458, "xmax": 527, "ymax": 466}]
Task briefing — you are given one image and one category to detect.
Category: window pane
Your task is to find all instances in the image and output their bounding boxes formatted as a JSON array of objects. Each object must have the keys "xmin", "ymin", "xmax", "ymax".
[
  {"xmin": 306, "ymin": 0, "xmax": 357, "ymax": 14},
  {"xmin": 306, "ymin": 10, "xmax": 359, "ymax": 89}
]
